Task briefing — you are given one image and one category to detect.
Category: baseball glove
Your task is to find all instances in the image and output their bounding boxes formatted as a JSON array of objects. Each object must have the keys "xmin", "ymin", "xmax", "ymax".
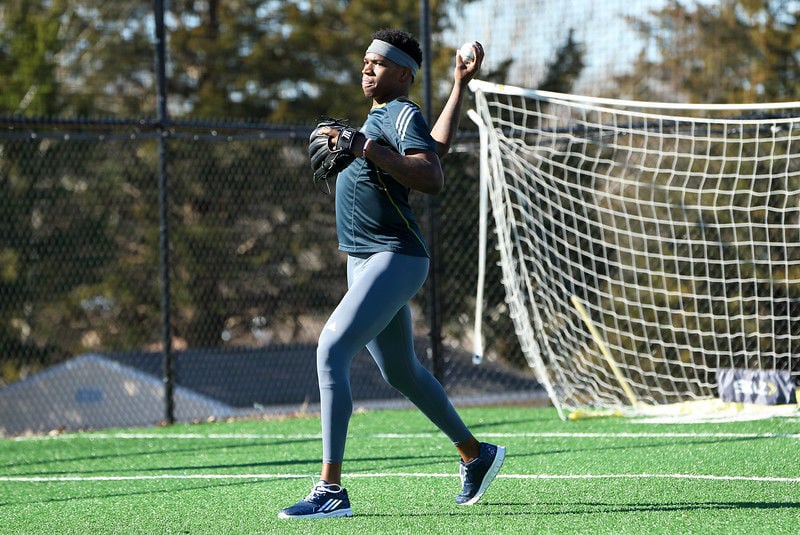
[{"xmin": 308, "ymin": 119, "xmax": 361, "ymax": 184}]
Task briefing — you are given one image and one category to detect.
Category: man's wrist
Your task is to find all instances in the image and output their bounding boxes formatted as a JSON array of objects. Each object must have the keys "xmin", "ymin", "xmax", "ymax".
[{"xmin": 361, "ymin": 137, "xmax": 373, "ymax": 159}]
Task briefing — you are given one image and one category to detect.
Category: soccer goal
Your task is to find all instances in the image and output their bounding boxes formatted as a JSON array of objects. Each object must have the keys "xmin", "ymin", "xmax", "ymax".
[{"xmin": 467, "ymin": 80, "xmax": 800, "ymax": 420}]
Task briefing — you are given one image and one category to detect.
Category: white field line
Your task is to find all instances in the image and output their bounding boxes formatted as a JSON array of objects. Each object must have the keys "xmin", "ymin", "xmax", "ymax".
[
  {"xmin": 2, "ymin": 472, "xmax": 799, "ymax": 483},
  {"xmin": 10, "ymin": 431, "xmax": 800, "ymax": 441}
]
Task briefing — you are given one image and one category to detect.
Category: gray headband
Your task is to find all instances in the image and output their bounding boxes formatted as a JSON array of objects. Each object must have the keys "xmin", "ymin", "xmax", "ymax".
[{"xmin": 366, "ymin": 39, "xmax": 420, "ymax": 77}]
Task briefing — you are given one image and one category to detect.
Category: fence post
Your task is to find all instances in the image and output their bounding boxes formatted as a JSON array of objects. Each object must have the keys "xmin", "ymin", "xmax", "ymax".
[
  {"xmin": 153, "ymin": 0, "xmax": 175, "ymax": 424},
  {"xmin": 419, "ymin": 0, "xmax": 444, "ymax": 384}
]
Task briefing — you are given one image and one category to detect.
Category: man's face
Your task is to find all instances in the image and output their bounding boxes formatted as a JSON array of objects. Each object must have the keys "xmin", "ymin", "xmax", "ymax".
[{"xmin": 361, "ymin": 52, "xmax": 409, "ymax": 103}]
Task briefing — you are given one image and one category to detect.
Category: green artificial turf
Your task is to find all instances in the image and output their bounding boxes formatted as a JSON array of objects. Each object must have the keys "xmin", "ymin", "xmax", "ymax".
[{"xmin": 1, "ymin": 406, "xmax": 798, "ymax": 534}]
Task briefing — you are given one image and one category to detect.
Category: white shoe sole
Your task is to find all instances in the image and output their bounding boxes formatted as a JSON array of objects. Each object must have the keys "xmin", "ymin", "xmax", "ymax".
[{"xmin": 278, "ymin": 507, "xmax": 353, "ymax": 519}]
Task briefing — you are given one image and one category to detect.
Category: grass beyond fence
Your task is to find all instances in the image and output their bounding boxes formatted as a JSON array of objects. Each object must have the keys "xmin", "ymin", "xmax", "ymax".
[{"xmin": 1, "ymin": 406, "xmax": 799, "ymax": 534}]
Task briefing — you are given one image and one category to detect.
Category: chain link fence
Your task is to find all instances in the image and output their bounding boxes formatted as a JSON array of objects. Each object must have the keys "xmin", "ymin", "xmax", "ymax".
[{"xmin": 0, "ymin": 117, "xmax": 542, "ymax": 435}]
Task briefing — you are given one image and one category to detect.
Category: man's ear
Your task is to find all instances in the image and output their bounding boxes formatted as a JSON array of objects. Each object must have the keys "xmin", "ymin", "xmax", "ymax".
[{"xmin": 399, "ymin": 67, "xmax": 414, "ymax": 85}]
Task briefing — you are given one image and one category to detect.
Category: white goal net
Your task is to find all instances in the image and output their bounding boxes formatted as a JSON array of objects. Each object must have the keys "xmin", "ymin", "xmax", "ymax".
[{"xmin": 468, "ymin": 80, "xmax": 800, "ymax": 419}]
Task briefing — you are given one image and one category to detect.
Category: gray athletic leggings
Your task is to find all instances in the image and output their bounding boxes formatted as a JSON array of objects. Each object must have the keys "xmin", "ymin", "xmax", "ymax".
[{"xmin": 317, "ymin": 251, "xmax": 472, "ymax": 464}]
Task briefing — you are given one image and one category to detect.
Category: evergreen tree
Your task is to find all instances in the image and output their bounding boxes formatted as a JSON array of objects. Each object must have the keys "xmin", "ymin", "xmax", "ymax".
[
  {"xmin": 617, "ymin": 0, "xmax": 800, "ymax": 102},
  {"xmin": 539, "ymin": 28, "xmax": 585, "ymax": 93}
]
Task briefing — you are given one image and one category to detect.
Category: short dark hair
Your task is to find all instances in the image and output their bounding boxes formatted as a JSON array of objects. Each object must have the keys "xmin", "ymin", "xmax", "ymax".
[{"xmin": 371, "ymin": 29, "xmax": 423, "ymax": 67}]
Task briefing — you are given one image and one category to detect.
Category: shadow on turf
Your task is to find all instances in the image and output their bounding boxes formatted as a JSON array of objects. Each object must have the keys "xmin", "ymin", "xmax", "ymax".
[
  {"xmin": 7, "ymin": 443, "xmax": 456, "ymax": 479},
  {"xmin": 347, "ymin": 499, "xmax": 800, "ymax": 518},
  {"xmin": 480, "ymin": 500, "xmax": 800, "ymax": 516},
  {"xmin": 4, "ymin": 436, "xmax": 320, "ymax": 476},
  {"xmin": 468, "ymin": 414, "xmax": 555, "ymax": 431},
  {"xmin": 505, "ymin": 435, "xmax": 768, "ymax": 462},
  {"xmin": 0, "ymin": 478, "xmax": 273, "ymax": 507}
]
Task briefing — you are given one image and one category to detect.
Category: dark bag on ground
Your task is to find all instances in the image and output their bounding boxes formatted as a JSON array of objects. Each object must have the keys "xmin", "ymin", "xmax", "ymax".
[{"xmin": 716, "ymin": 368, "xmax": 796, "ymax": 405}]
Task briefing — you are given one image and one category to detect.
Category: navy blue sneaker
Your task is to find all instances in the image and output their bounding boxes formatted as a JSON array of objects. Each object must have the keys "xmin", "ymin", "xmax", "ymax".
[
  {"xmin": 455, "ymin": 442, "xmax": 506, "ymax": 505},
  {"xmin": 278, "ymin": 480, "xmax": 353, "ymax": 519}
]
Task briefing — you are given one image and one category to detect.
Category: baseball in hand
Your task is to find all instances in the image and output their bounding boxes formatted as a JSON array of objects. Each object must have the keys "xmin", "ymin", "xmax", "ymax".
[{"xmin": 459, "ymin": 42, "xmax": 475, "ymax": 64}]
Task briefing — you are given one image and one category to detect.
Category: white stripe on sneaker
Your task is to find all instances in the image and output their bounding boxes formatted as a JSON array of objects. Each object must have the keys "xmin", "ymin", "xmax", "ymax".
[{"xmin": 320, "ymin": 498, "xmax": 341, "ymax": 512}]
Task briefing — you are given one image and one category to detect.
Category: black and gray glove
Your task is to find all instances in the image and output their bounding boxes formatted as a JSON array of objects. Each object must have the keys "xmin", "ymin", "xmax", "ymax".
[{"xmin": 308, "ymin": 119, "xmax": 362, "ymax": 184}]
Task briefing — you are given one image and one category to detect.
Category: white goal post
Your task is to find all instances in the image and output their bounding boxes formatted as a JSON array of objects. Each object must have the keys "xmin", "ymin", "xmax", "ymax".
[{"xmin": 467, "ymin": 80, "xmax": 800, "ymax": 419}]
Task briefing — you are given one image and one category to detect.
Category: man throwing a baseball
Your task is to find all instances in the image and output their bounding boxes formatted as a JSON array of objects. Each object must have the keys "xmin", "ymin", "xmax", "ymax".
[{"xmin": 279, "ymin": 29, "xmax": 504, "ymax": 519}]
